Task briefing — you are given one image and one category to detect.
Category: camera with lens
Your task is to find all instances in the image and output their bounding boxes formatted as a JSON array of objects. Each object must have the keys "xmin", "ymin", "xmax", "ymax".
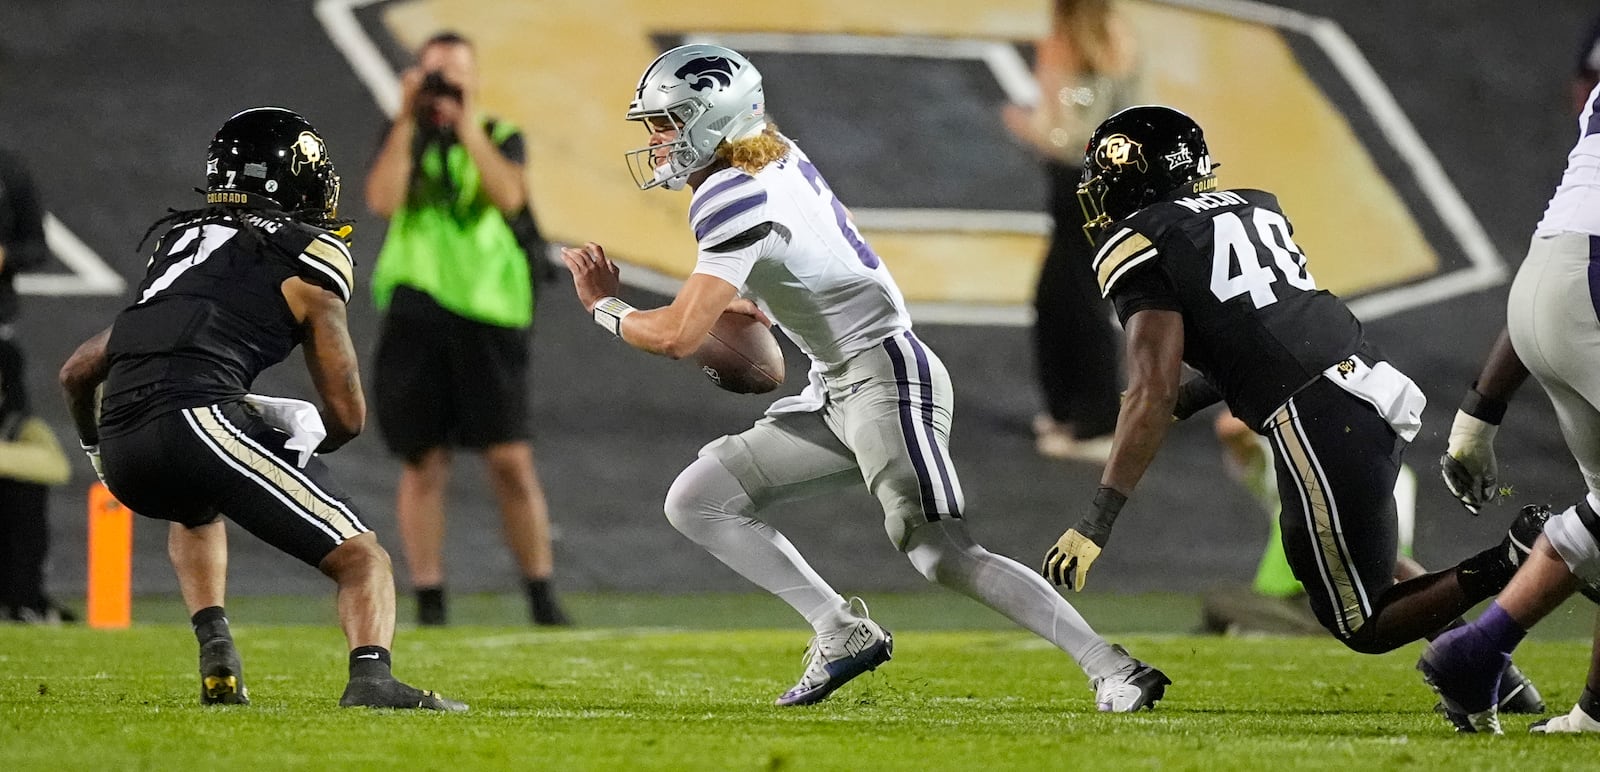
[{"xmin": 419, "ymin": 70, "xmax": 463, "ymax": 102}]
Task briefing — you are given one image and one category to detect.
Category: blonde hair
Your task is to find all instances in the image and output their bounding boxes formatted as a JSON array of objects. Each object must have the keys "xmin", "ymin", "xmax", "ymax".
[
  {"xmin": 716, "ymin": 123, "xmax": 788, "ymax": 174},
  {"xmin": 1052, "ymin": 0, "xmax": 1126, "ymax": 75}
]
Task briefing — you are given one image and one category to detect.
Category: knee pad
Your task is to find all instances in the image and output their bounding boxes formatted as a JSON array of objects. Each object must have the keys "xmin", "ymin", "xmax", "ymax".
[
  {"xmin": 1545, "ymin": 498, "xmax": 1600, "ymax": 584},
  {"xmin": 903, "ymin": 520, "xmax": 978, "ymax": 585},
  {"xmin": 663, "ymin": 456, "xmax": 750, "ymax": 535}
]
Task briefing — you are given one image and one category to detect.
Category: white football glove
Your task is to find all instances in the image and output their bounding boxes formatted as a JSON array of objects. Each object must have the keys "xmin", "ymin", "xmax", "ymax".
[
  {"xmin": 80, "ymin": 441, "xmax": 106, "ymax": 484},
  {"xmin": 1440, "ymin": 409, "xmax": 1498, "ymax": 515}
]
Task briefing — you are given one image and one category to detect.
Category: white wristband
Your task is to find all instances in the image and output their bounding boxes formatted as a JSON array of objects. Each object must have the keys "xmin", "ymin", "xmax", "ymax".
[{"xmin": 592, "ymin": 296, "xmax": 636, "ymax": 337}]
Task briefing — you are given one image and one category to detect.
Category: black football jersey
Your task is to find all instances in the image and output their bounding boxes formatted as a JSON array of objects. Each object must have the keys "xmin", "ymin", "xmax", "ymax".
[
  {"xmin": 1094, "ymin": 188, "xmax": 1364, "ymax": 430},
  {"xmin": 98, "ymin": 213, "xmax": 354, "ymax": 435}
]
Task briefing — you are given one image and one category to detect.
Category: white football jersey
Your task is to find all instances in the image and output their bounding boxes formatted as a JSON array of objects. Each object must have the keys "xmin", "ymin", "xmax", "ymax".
[
  {"xmin": 1536, "ymin": 81, "xmax": 1600, "ymax": 237},
  {"xmin": 688, "ymin": 136, "xmax": 912, "ymax": 371}
]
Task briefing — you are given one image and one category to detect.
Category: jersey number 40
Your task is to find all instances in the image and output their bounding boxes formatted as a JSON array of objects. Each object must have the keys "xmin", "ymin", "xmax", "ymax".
[{"xmin": 1209, "ymin": 209, "xmax": 1316, "ymax": 309}]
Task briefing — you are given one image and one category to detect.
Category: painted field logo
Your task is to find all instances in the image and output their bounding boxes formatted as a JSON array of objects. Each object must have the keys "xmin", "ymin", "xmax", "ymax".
[{"xmin": 675, "ymin": 56, "xmax": 740, "ymax": 92}]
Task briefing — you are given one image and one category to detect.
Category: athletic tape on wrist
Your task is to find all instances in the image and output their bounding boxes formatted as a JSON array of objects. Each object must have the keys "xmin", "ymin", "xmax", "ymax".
[
  {"xmin": 592, "ymin": 296, "xmax": 635, "ymax": 337},
  {"xmin": 1461, "ymin": 384, "xmax": 1508, "ymax": 425},
  {"xmin": 1077, "ymin": 486, "xmax": 1128, "ymax": 544}
]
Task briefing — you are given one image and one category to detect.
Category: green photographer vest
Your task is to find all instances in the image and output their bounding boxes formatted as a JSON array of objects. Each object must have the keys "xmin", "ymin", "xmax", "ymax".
[{"xmin": 372, "ymin": 118, "xmax": 532, "ymax": 328}]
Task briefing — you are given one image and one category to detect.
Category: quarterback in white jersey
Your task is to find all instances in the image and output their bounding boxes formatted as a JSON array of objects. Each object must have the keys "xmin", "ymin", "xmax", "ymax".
[
  {"xmin": 561, "ymin": 44, "xmax": 1167, "ymax": 710},
  {"xmin": 689, "ymin": 140, "xmax": 912, "ymax": 372},
  {"xmin": 1422, "ymin": 80, "xmax": 1600, "ymax": 733}
]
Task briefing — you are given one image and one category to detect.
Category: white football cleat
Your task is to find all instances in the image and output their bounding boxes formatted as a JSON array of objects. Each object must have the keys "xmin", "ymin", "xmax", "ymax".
[
  {"xmin": 1531, "ymin": 703, "xmax": 1600, "ymax": 734},
  {"xmin": 775, "ymin": 598, "xmax": 893, "ymax": 707},
  {"xmin": 1092, "ymin": 645, "xmax": 1171, "ymax": 712}
]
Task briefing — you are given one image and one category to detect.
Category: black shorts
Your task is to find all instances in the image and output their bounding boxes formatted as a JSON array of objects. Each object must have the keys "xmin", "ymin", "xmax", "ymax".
[
  {"xmin": 1267, "ymin": 376, "xmax": 1404, "ymax": 642},
  {"xmin": 373, "ymin": 287, "xmax": 531, "ymax": 462},
  {"xmin": 99, "ymin": 401, "xmax": 370, "ymax": 567}
]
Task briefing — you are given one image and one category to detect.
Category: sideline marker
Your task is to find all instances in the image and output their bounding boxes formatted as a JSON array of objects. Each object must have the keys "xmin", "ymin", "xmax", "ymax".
[{"xmin": 87, "ymin": 481, "xmax": 132, "ymax": 629}]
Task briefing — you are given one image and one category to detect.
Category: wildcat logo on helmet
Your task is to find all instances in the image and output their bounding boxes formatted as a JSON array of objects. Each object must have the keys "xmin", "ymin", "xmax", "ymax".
[
  {"xmin": 674, "ymin": 56, "xmax": 742, "ymax": 92},
  {"xmin": 291, "ymin": 131, "xmax": 326, "ymax": 175},
  {"xmin": 1094, "ymin": 134, "xmax": 1147, "ymax": 173}
]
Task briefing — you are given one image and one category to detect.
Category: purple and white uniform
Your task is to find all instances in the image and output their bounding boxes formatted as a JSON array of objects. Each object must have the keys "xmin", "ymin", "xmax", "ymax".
[
  {"xmin": 1510, "ymin": 81, "xmax": 1600, "ymax": 578},
  {"xmin": 691, "ymin": 136, "xmax": 964, "ymax": 547}
]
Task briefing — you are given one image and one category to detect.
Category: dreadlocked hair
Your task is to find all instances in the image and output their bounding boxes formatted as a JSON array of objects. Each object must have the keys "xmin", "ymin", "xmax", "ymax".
[
  {"xmin": 716, "ymin": 123, "xmax": 788, "ymax": 174},
  {"xmin": 137, "ymin": 192, "xmax": 351, "ymax": 257}
]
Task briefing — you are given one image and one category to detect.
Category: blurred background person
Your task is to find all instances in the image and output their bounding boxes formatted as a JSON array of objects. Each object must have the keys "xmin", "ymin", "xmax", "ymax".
[
  {"xmin": 365, "ymin": 31, "xmax": 566, "ymax": 626},
  {"xmin": 1003, "ymin": 0, "xmax": 1142, "ymax": 462},
  {"xmin": 0, "ymin": 144, "xmax": 73, "ymax": 623},
  {"xmin": 1573, "ymin": 11, "xmax": 1600, "ymax": 113}
]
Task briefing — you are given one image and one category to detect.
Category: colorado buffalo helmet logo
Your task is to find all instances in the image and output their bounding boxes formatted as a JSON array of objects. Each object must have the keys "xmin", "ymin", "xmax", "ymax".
[
  {"xmin": 291, "ymin": 131, "xmax": 327, "ymax": 174},
  {"xmin": 674, "ymin": 56, "xmax": 742, "ymax": 92},
  {"xmin": 1093, "ymin": 133, "xmax": 1147, "ymax": 174}
]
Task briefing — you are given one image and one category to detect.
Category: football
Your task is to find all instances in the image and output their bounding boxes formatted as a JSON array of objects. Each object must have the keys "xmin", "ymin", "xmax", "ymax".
[{"xmin": 693, "ymin": 311, "xmax": 785, "ymax": 394}]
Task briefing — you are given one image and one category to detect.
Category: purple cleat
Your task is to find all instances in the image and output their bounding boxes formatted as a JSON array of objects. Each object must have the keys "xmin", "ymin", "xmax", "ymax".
[{"xmin": 1418, "ymin": 625, "xmax": 1508, "ymax": 734}]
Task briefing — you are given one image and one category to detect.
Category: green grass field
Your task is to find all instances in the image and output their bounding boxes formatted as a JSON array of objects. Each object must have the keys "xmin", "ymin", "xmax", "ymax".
[{"xmin": 4, "ymin": 592, "xmax": 1600, "ymax": 770}]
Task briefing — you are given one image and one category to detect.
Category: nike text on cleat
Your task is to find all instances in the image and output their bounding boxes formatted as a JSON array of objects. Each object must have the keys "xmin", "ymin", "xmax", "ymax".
[
  {"xmin": 775, "ymin": 598, "xmax": 893, "ymax": 707},
  {"xmin": 1530, "ymin": 703, "xmax": 1600, "ymax": 733},
  {"xmin": 198, "ymin": 638, "xmax": 249, "ymax": 706},
  {"xmin": 1092, "ymin": 646, "xmax": 1170, "ymax": 712},
  {"xmin": 338, "ymin": 676, "xmax": 469, "ymax": 712}
]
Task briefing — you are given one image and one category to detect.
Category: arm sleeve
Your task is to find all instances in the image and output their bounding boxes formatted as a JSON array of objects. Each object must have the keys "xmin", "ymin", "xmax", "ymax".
[
  {"xmin": 295, "ymin": 232, "xmax": 356, "ymax": 303},
  {"xmin": 0, "ymin": 151, "xmax": 52, "ymax": 274}
]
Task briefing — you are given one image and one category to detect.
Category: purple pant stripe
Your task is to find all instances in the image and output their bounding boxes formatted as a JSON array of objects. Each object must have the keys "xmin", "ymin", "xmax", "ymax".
[
  {"xmin": 1588, "ymin": 236, "xmax": 1600, "ymax": 325},
  {"xmin": 903, "ymin": 332, "xmax": 961, "ymax": 515},
  {"xmin": 883, "ymin": 336, "xmax": 941, "ymax": 521}
]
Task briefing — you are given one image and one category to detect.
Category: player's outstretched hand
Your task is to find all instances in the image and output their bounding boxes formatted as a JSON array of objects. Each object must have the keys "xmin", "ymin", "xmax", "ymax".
[
  {"xmin": 1042, "ymin": 526, "xmax": 1105, "ymax": 592},
  {"xmin": 559, "ymin": 242, "xmax": 621, "ymax": 313},
  {"xmin": 1441, "ymin": 409, "xmax": 1500, "ymax": 515},
  {"xmin": 726, "ymin": 298, "xmax": 772, "ymax": 327},
  {"xmin": 1440, "ymin": 452, "xmax": 1496, "ymax": 515}
]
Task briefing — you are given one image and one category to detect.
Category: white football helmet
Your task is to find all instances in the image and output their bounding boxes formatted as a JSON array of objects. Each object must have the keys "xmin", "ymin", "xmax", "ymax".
[{"xmin": 625, "ymin": 44, "xmax": 766, "ymax": 191}]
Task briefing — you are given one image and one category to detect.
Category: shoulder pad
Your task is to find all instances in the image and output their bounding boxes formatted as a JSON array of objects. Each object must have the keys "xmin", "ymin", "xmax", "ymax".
[
  {"xmin": 689, "ymin": 169, "xmax": 766, "ymax": 245},
  {"xmin": 1092, "ymin": 224, "xmax": 1161, "ymax": 297},
  {"xmin": 288, "ymin": 226, "xmax": 355, "ymax": 302}
]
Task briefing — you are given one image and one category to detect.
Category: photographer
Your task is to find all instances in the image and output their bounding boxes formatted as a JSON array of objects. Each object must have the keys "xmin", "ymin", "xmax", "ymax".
[{"xmin": 365, "ymin": 30, "xmax": 566, "ymax": 626}]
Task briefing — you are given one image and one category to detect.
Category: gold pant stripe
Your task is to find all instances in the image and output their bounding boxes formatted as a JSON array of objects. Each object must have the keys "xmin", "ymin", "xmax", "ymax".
[
  {"xmin": 1269, "ymin": 398, "xmax": 1370, "ymax": 635},
  {"xmin": 185, "ymin": 406, "xmax": 365, "ymax": 540}
]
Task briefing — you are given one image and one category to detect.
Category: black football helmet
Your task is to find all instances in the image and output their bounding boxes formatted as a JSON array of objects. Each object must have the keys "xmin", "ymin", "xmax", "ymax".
[
  {"xmin": 204, "ymin": 107, "xmax": 340, "ymax": 224},
  {"xmin": 1077, "ymin": 105, "xmax": 1217, "ymax": 244}
]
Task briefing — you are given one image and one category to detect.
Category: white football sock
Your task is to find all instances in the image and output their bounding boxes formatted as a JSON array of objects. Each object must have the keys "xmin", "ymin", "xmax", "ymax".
[
  {"xmin": 905, "ymin": 520, "xmax": 1128, "ymax": 680},
  {"xmin": 665, "ymin": 456, "xmax": 853, "ymax": 634}
]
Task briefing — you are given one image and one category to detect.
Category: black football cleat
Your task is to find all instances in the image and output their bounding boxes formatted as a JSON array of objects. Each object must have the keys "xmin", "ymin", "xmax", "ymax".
[
  {"xmin": 1497, "ymin": 662, "xmax": 1545, "ymax": 714},
  {"xmin": 1502, "ymin": 504, "xmax": 1600, "ymax": 604},
  {"xmin": 339, "ymin": 676, "xmax": 468, "ymax": 712},
  {"xmin": 1505, "ymin": 504, "xmax": 1552, "ymax": 569},
  {"xmin": 198, "ymin": 637, "xmax": 249, "ymax": 706}
]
